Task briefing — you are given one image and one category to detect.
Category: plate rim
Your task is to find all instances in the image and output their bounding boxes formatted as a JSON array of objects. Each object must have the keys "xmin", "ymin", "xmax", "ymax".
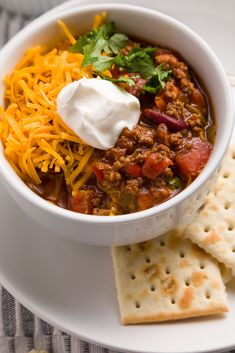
[
  {"xmin": 0, "ymin": 263, "xmax": 235, "ymax": 353},
  {"xmin": 0, "ymin": 1, "xmax": 235, "ymax": 352}
]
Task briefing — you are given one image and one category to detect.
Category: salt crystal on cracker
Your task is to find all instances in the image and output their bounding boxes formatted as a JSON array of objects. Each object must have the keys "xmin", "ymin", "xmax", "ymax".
[
  {"xmin": 112, "ymin": 231, "xmax": 228, "ymax": 324},
  {"xmin": 184, "ymin": 145, "xmax": 235, "ymax": 274}
]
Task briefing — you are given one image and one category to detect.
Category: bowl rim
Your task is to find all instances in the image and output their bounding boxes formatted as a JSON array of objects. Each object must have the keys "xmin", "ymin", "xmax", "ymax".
[{"xmin": 0, "ymin": 2, "xmax": 234, "ymax": 224}]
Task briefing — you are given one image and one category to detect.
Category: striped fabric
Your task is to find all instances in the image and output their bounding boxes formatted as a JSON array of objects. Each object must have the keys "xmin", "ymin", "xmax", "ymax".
[
  {"xmin": 0, "ymin": 0, "xmax": 65, "ymax": 16},
  {"xmin": 0, "ymin": 285, "xmax": 120, "ymax": 353},
  {"xmin": 0, "ymin": 6, "xmax": 234, "ymax": 353}
]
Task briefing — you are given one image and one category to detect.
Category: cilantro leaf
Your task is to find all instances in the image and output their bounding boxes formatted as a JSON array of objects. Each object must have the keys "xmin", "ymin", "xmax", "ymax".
[
  {"xmin": 142, "ymin": 76, "xmax": 161, "ymax": 94},
  {"xmin": 108, "ymin": 33, "xmax": 128, "ymax": 54},
  {"xmin": 126, "ymin": 59, "xmax": 155, "ymax": 78},
  {"xmin": 70, "ymin": 31, "xmax": 96, "ymax": 54},
  {"xmin": 155, "ymin": 64, "xmax": 171, "ymax": 88},
  {"xmin": 82, "ymin": 37, "xmax": 106, "ymax": 65},
  {"xmin": 70, "ymin": 22, "xmax": 115, "ymax": 68},
  {"xmin": 101, "ymin": 21, "xmax": 116, "ymax": 39},
  {"xmin": 142, "ymin": 64, "xmax": 171, "ymax": 94},
  {"xmin": 114, "ymin": 47, "xmax": 156, "ymax": 78},
  {"xmin": 81, "ymin": 36, "xmax": 114, "ymax": 71},
  {"xmin": 70, "ymin": 22, "xmax": 116, "ymax": 54},
  {"xmin": 92, "ymin": 56, "xmax": 114, "ymax": 71},
  {"xmin": 70, "ymin": 22, "xmax": 128, "ymax": 72}
]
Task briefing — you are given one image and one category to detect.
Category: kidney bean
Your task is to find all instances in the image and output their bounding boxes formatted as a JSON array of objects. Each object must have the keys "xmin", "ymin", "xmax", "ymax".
[{"xmin": 143, "ymin": 108, "xmax": 188, "ymax": 132}]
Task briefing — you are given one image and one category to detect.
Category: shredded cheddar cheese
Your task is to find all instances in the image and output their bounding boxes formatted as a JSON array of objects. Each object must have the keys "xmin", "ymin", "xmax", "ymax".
[
  {"xmin": 92, "ymin": 12, "xmax": 107, "ymax": 29},
  {"xmin": 58, "ymin": 20, "xmax": 76, "ymax": 45},
  {"xmin": 0, "ymin": 24, "xmax": 97, "ymax": 192}
]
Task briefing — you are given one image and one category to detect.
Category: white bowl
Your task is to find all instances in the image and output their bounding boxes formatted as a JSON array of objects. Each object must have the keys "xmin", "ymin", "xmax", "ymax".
[{"xmin": 0, "ymin": 4, "xmax": 233, "ymax": 246}]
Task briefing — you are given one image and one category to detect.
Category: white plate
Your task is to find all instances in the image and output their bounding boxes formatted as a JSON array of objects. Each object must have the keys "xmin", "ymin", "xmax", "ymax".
[
  {"xmin": 0, "ymin": 1, "xmax": 235, "ymax": 353},
  {"xmin": 0, "ymin": 176, "xmax": 235, "ymax": 353}
]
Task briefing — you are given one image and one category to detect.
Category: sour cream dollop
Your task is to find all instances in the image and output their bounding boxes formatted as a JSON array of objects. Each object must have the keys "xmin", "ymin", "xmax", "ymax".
[{"xmin": 57, "ymin": 78, "xmax": 140, "ymax": 150}]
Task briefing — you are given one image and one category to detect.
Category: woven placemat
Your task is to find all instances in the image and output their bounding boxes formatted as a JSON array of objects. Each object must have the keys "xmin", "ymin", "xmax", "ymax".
[{"xmin": 0, "ymin": 6, "xmax": 234, "ymax": 353}]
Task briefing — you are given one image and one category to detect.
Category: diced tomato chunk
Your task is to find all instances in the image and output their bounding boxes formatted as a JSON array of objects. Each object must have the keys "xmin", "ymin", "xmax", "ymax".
[
  {"xmin": 70, "ymin": 190, "xmax": 93, "ymax": 214},
  {"xmin": 190, "ymin": 89, "xmax": 206, "ymax": 109},
  {"xmin": 124, "ymin": 163, "xmax": 143, "ymax": 178},
  {"xmin": 175, "ymin": 138, "xmax": 213, "ymax": 180},
  {"xmin": 137, "ymin": 190, "xmax": 156, "ymax": 210},
  {"xmin": 142, "ymin": 153, "xmax": 173, "ymax": 179},
  {"xmin": 125, "ymin": 75, "xmax": 147, "ymax": 97},
  {"xmin": 155, "ymin": 96, "xmax": 166, "ymax": 111},
  {"xmin": 137, "ymin": 186, "xmax": 170, "ymax": 211},
  {"xmin": 92, "ymin": 163, "xmax": 104, "ymax": 182}
]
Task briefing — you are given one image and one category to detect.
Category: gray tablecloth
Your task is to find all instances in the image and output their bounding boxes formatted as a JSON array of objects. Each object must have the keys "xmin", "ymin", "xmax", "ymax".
[{"xmin": 0, "ymin": 6, "xmax": 234, "ymax": 353}]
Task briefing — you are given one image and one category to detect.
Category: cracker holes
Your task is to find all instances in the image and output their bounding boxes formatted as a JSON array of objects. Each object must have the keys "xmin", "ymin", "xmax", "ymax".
[
  {"xmin": 145, "ymin": 257, "xmax": 151, "ymax": 264},
  {"xmin": 179, "ymin": 251, "xmax": 185, "ymax": 258},
  {"xmin": 171, "ymin": 298, "xmax": 176, "ymax": 304},
  {"xmin": 224, "ymin": 202, "xmax": 231, "ymax": 210},
  {"xmin": 232, "ymin": 248, "xmax": 235, "ymax": 253},
  {"xmin": 126, "ymin": 246, "xmax": 132, "ymax": 252},
  {"xmin": 159, "ymin": 240, "xmax": 166, "ymax": 247},
  {"xmin": 165, "ymin": 267, "xmax": 171, "ymax": 275},
  {"xmin": 135, "ymin": 301, "xmax": 141, "ymax": 309},
  {"xmin": 150, "ymin": 284, "xmax": 155, "ymax": 292},
  {"xmin": 204, "ymin": 226, "xmax": 210, "ymax": 233},
  {"xmin": 232, "ymin": 152, "xmax": 235, "ymax": 160},
  {"xmin": 130, "ymin": 274, "xmax": 136, "ymax": 280},
  {"xmin": 228, "ymin": 224, "xmax": 234, "ymax": 231},
  {"xmin": 200, "ymin": 263, "xmax": 205, "ymax": 270},
  {"xmin": 185, "ymin": 280, "xmax": 190, "ymax": 287},
  {"xmin": 223, "ymin": 172, "xmax": 229, "ymax": 179},
  {"xmin": 198, "ymin": 204, "xmax": 205, "ymax": 213},
  {"xmin": 205, "ymin": 291, "xmax": 211, "ymax": 300}
]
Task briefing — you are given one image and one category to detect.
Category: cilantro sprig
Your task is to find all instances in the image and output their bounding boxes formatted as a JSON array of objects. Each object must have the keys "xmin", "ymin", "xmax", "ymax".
[
  {"xmin": 114, "ymin": 48, "xmax": 171, "ymax": 94},
  {"xmin": 70, "ymin": 21, "xmax": 171, "ymax": 94},
  {"xmin": 114, "ymin": 47, "xmax": 157, "ymax": 77},
  {"xmin": 70, "ymin": 21, "xmax": 115, "ymax": 53},
  {"xmin": 70, "ymin": 22, "xmax": 128, "ymax": 71},
  {"xmin": 142, "ymin": 64, "xmax": 172, "ymax": 94}
]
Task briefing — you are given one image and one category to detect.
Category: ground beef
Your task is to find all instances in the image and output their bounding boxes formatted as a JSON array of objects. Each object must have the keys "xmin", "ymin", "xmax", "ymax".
[
  {"xmin": 168, "ymin": 132, "xmax": 184, "ymax": 148},
  {"xmin": 187, "ymin": 114, "xmax": 203, "ymax": 128},
  {"xmin": 180, "ymin": 78, "xmax": 195, "ymax": 95},
  {"xmin": 121, "ymin": 125, "xmax": 156, "ymax": 146},
  {"xmin": 155, "ymin": 53, "xmax": 189, "ymax": 81},
  {"xmin": 113, "ymin": 133, "xmax": 135, "ymax": 154},
  {"xmin": 165, "ymin": 81, "xmax": 180, "ymax": 100},
  {"xmin": 155, "ymin": 124, "xmax": 169, "ymax": 146},
  {"xmin": 166, "ymin": 100, "xmax": 185, "ymax": 119}
]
